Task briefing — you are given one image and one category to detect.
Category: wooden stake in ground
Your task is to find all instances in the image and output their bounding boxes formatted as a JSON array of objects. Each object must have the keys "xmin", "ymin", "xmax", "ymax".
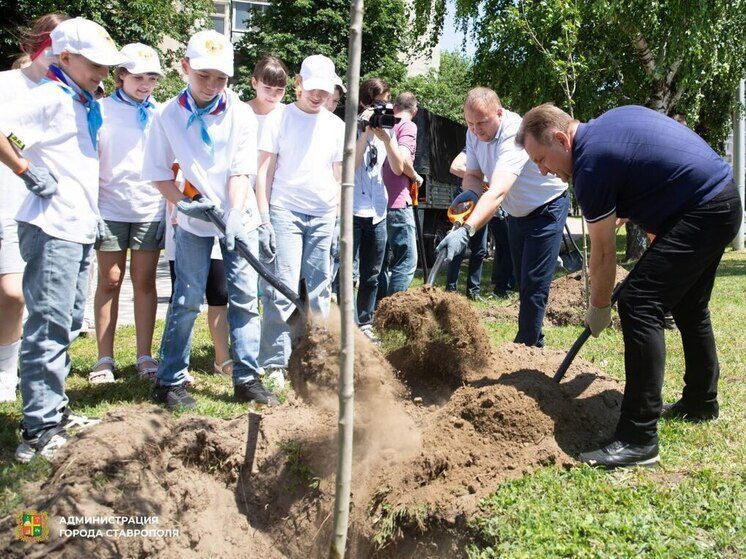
[{"xmin": 329, "ymin": 1, "xmax": 363, "ymax": 558}]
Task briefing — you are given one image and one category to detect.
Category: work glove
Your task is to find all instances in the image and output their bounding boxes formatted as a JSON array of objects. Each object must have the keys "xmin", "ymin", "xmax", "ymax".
[
  {"xmin": 155, "ymin": 219, "xmax": 166, "ymax": 245},
  {"xmin": 224, "ymin": 208, "xmax": 249, "ymax": 252},
  {"xmin": 96, "ymin": 218, "xmax": 107, "ymax": 243},
  {"xmin": 176, "ymin": 197, "xmax": 215, "ymax": 222},
  {"xmin": 330, "ymin": 217, "xmax": 340, "ymax": 261},
  {"xmin": 19, "ymin": 163, "xmax": 58, "ymax": 198},
  {"xmin": 414, "ymin": 172, "xmax": 424, "ymax": 188},
  {"xmin": 436, "ymin": 227, "xmax": 469, "ymax": 263},
  {"xmin": 258, "ymin": 211, "xmax": 276, "ymax": 263},
  {"xmin": 585, "ymin": 304, "xmax": 612, "ymax": 337}
]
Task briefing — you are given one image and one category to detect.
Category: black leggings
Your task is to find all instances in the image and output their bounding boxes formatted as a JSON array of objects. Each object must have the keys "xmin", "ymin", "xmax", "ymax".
[{"xmin": 168, "ymin": 259, "xmax": 228, "ymax": 307}]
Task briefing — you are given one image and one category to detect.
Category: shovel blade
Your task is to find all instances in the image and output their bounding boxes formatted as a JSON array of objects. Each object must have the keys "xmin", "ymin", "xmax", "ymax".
[
  {"xmin": 288, "ymin": 278, "xmax": 311, "ymax": 344},
  {"xmin": 561, "ymin": 251, "xmax": 583, "ymax": 273}
]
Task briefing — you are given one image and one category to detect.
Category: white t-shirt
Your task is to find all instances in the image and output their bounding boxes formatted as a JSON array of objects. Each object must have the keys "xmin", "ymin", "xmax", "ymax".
[
  {"xmin": 0, "ymin": 80, "xmax": 100, "ymax": 244},
  {"xmin": 141, "ymin": 88, "xmax": 261, "ymax": 238},
  {"xmin": 0, "ymin": 69, "xmax": 39, "ymax": 221},
  {"xmin": 246, "ymin": 101, "xmax": 284, "ymax": 142},
  {"xmin": 259, "ymin": 103, "xmax": 343, "ymax": 217},
  {"xmin": 98, "ymin": 95, "xmax": 165, "ymax": 222},
  {"xmin": 466, "ymin": 109, "xmax": 567, "ymax": 217}
]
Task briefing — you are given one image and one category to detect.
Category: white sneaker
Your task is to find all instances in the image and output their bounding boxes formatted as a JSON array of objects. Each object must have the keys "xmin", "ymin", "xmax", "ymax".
[
  {"xmin": 359, "ymin": 324, "xmax": 380, "ymax": 345},
  {"xmin": 266, "ymin": 367, "xmax": 286, "ymax": 390},
  {"xmin": 15, "ymin": 425, "xmax": 70, "ymax": 463}
]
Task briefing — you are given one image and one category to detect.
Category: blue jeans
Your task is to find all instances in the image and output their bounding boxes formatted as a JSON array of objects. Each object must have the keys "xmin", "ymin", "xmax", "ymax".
[
  {"xmin": 353, "ymin": 215, "xmax": 387, "ymax": 325},
  {"xmin": 18, "ymin": 223, "xmax": 92, "ymax": 436},
  {"xmin": 489, "ymin": 210, "xmax": 515, "ymax": 292},
  {"xmin": 158, "ymin": 225, "xmax": 260, "ymax": 386},
  {"xmin": 378, "ymin": 207, "xmax": 417, "ymax": 300},
  {"xmin": 260, "ymin": 206, "xmax": 335, "ymax": 367},
  {"xmin": 507, "ymin": 192, "xmax": 569, "ymax": 347},
  {"xmin": 446, "ymin": 224, "xmax": 489, "ymax": 295}
]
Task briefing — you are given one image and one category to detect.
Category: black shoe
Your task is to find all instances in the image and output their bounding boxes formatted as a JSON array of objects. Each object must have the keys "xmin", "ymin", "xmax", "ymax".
[
  {"xmin": 234, "ymin": 379, "xmax": 279, "ymax": 407},
  {"xmin": 662, "ymin": 399, "xmax": 718, "ymax": 421},
  {"xmin": 579, "ymin": 439, "xmax": 660, "ymax": 469},
  {"xmin": 491, "ymin": 289, "xmax": 509, "ymax": 299},
  {"xmin": 153, "ymin": 383, "xmax": 196, "ymax": 410},
  {"xmin": 467, "ymin": 292, "xmax": 486, "ymax": 302}
]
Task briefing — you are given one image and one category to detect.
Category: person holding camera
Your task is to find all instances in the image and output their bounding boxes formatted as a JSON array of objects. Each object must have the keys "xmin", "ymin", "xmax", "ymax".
[{"xmin": 352, "ymin": 78, "xmax": 404, "ymax": 340}]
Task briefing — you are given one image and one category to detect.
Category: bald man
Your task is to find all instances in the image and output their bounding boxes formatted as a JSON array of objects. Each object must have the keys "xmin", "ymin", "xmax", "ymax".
[
  {"xmin": 516, "ymin": 103, "xmax": 741, "ymax": 468},
  {"xmin": 436, "ymin": 87, "xmax": 568, "ymax": 347}
]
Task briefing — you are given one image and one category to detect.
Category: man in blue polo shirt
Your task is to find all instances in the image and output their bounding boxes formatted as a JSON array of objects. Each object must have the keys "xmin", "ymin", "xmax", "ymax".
[
  {"xmin": 436, "ymin": 87, "xmax": 568, "ymax": 347},
  {"xmin": 517, "ymin": 103, "xmax": 742, "ymax": 469}
]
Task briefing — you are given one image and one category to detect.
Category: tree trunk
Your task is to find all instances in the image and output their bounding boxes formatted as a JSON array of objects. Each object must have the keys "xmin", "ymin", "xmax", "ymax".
[
  {"xmin": 329, "ymin": 2, "xmax": 364, "ymax": 558},
  {"xmin": 625, "ymin": 222, "xmax": 647, "ymax": 261}
]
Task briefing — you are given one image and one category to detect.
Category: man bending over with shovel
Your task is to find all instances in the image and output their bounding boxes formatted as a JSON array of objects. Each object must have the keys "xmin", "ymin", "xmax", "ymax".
[{"xmin": 516, "ymin": 103, "xmax": 741, "ymax": 468}]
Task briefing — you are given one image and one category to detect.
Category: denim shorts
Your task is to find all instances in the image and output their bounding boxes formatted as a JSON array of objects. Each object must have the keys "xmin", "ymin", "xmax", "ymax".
[{"xmin": 95, "ymin": 220, "xmax": 161, "ymax": 251}]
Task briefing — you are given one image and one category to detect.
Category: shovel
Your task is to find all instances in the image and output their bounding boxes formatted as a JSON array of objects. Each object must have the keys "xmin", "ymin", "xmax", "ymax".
[
  {"xmin": 182, "ymin": 181, "xmax": 310, "ymax": 335},
  {"xmin": 560, "ymin": 223, "xmax": 583, "ymax": 273},
  {"xmin": 409, "ymin": 179, "xmax": 429, "ymax": 282},
  {"xmin": 426, "ymin": 192, "xmax": 478, "ymax": 286}
]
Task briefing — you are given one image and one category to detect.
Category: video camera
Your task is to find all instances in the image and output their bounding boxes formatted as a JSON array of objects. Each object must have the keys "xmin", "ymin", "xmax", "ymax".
[{"xmin": 359, "ymin": 102, "xmax": 401, "ymax": 130}]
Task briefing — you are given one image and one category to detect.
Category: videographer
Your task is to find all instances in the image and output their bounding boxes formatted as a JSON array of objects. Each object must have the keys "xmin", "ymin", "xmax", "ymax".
[
  {"xmin": 377, "ymin": 92, "xmax": 422, "ymax": 299},
  {"xmin": 353, "ymin": 78, "xmax": 402, "ymax": 341}
]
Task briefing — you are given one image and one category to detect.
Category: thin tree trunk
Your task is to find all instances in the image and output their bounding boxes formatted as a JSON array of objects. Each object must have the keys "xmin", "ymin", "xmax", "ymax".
[{"xmin": 329, "ymin": 2, "xmax": 363, "ymax": 558}]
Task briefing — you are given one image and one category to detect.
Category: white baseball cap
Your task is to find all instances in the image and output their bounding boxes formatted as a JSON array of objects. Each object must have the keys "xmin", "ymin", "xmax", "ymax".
[
  {"xmin": 51, "ymin": 17, "xmax": 126, "ymax": 66},
  {"xmin": 332, "ymin": 74, "xmax": 347, "ymax": 94},
  {"xmin": 120, "ymin": 43, "xmax": 163, "ymax": 75},
  {"xmin": 186, "ymin": 30, "xmax": 233, "ymax": 77},
  {"xmin": 299, "ymin": 54, "xmax": 339, "ymax": 94}
]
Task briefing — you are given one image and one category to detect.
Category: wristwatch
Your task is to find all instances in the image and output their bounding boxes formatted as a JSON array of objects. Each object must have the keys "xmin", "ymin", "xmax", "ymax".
[{"xmin": 463, "ymin": 223, "xmax": 477, "ymax": 237}]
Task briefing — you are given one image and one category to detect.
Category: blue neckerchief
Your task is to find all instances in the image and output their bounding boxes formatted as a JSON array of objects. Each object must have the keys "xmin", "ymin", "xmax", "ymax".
[
  {"xmin": 44, "ymin": 65, "xmax": 102, "ymax": 149},
  {"xmin": 112, "ymin": 88, "xmax": 154, "ymax": 130},
  {"xmin": 177, "ymin": 87, "xmax": 227, "ymax": 156}
]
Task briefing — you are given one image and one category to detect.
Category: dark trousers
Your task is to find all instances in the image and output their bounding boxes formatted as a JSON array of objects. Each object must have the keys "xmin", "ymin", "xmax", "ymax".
[
  {"xmin": 353, "ymin": 215, "xmax": 387, "ymax": 326},
  {"xmin": 489, "ymin": 210, "xmax": 515, "ymax": 292},
  {"xmin": 507, "ymin": 192, "xmax": 569, "ymax": 347},
  {"xmin": 445, "ymin": 223, "xmax": 489, "ymax": 295},
  {"xmin": 615, "ymin": 182, "xmax": 742, "ymax": 445}
]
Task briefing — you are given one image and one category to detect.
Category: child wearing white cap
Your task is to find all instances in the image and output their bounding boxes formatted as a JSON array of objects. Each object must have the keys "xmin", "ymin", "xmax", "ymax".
[
  {"xmin": 142, "ymin": 29, "xmax": 277, "ymax": 410},
  {"xmin": 88, "ymin": 43, "xmax": 165, "ymax": 385},
  {"xmin": 0, "ymin": 16, "xmax": 126, "ymax": 462},
  {"xmin": 0, "ymin": 13, "xmax": 69, "ymax": 404},
  {"xmin": 257, "ymin": 54, "xmax": 344, "ymax": 382}
]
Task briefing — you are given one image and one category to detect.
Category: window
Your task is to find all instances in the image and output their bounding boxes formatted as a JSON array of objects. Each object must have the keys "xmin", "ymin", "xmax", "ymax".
[
  {"xmin": 232, "ymin": 1, "xmax": 268, "ymax": 33},
  {"xmin": 211, "ymin": 1, "xmax": 229, "ymax": 36}
]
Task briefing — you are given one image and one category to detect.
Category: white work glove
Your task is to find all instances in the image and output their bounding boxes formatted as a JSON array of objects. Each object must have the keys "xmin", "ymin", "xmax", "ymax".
[
  {"xmin": 224, "ymin": 208, "xmax": 249, "ymax": 252},
  {"xmin": 435, "ymin": 227, "xmax": 469, "ymax": 263},
  {"xmin": 96, "ymin": 218, "xmax": 107, "ymax": 243},
  {"xmin": 176, "ymin": 197, "xmax": 215, "ymax": 222},
  {"xmin": 258, "ymin": 211, "xmax": 276, "ymax": 263},
  {"xmin": 19, "ymin": 163, "xmax": 58, "ymax": 198},
  {"xmin": 585, "ymin": 304, "xmax": 612, "ymax": 337}
]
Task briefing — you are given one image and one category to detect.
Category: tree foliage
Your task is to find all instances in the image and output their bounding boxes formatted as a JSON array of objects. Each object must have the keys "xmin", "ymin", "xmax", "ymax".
[
  {"xmin": 0, "ymin": 0, "xmax": 212, "ymax": 71},
  {"xmin": 235, "ymin": 0, "xmax": 409, "ymax": 98},
  {"xmin": 398, "ymin": 50, "xmax": 474, "ymax": 123},
  {"xmin": 418, "ymin": 0, "xmax": 746, "ymax": 150}
]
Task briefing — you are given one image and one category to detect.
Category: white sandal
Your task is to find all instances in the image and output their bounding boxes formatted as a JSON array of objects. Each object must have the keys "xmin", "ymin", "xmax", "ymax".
[
  {"xmin": 89, "ymin": 357, "xmax": 116, "ymax": 384},
  {"xmin": 136, "ymin": 355, "xmax": 159, "ymax": 382},
  {"xmin": 213, "ymin": 359, "xmax": 234, "ymax": 376}
]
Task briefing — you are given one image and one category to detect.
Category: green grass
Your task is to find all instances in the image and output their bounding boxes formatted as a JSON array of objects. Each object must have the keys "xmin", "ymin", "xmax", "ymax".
[{"xmin": 1, "ymin": 237, "xmax": 744, "ymax": 557}]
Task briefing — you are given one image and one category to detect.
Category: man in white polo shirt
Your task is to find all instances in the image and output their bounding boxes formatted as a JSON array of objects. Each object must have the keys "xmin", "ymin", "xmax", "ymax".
[{"xmin": 436, "ymin": 87, "xmax": 568, "ymax": 347}]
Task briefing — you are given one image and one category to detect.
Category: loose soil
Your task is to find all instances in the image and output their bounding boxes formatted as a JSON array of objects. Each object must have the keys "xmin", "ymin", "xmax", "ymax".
[
  {"xmin": 2, "ymin": 289, "xmax": 623, "ymax": 558},
  {"xmin": 481, "ymin": 266, "xmax": 629, "ymax": 327}
]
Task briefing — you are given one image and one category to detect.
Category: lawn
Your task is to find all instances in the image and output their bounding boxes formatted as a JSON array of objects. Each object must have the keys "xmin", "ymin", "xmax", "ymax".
[{"xmin": 1, "ymin": 241, "xmax": 744, "ymax": 557}]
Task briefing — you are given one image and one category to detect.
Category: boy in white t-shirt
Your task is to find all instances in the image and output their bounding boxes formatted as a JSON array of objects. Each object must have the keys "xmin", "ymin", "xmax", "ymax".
[
  {"xmin": 257, "ymin": 54, "xmax": 344, "ymax": 381},
  {"xmin": 90, "ymin": 43, "xmax": 165, "ymax": 386},
  {"xmin": 142, "ymin": 30, "xmax": 276, "ymax": 410},
  {"xmin": 0, "ymin": 17, "xmax": 127, "ymax": 462},
  {"xmin": 0, "ymin": 12, "xmax": 68, "ymax": 403}
]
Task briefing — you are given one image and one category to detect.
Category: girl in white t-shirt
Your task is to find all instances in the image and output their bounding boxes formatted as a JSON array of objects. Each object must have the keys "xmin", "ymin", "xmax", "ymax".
[
  {"xmin": 89, "ymin": 44, "xmax": 164, "ymax": 384},
  {"xmin": 0, "ymin": 13, "xmax": 69, "ymax": 403},
  {"xmin": 246, "ymin": 55, "xmax": 288, "ymax": 141},
  {"xmin": 256, "ymin": 54, "xmax": 344, "ymax": 378}
]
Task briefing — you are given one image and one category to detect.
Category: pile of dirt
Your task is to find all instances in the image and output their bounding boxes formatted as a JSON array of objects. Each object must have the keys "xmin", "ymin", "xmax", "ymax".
[
  {"xmin": 481, "ymin": 266, "xmax": 629, "ymax": 327},
  {"xmin": 374, "ymin": 287, "xmax": 492, "ymax": 387},
  {"xmin": 2, "ymin": 304, "xmax": 624, "ymax": 558}
]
